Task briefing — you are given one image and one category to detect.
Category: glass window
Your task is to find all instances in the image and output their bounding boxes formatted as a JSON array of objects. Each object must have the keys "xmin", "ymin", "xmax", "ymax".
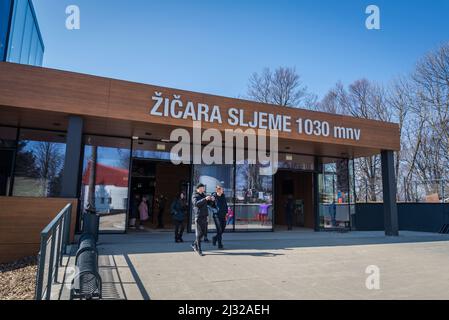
[
  {"xmin": 13, "ymin": 129, "xmax": 66, "ymax": 197},
  {"xmin": 0, "ymin": 126, "xmax": 17, "ymax": 148},
  {"xmin": 191, "ymin": 164, "xmax": 234, "ymax": 231},
  {"xmin": 7, "ymin": 0, "xmax": 27, "ymax": 62},
  {"xmin": 80, "ymin": 135, "xmax": 131, "ymax": 233},
  {"xmin": 36, "ymin": 43, "xmax": 43, "ymax": 65},
  {"xmin": 348, "ymin": 159, "xmax": 356, "ymax": 223},
  {"xmin": 0, "ymin": 0, "xmax": 13, "ymax": 61},
  {"xmin": 278, "ymin": 153, "xmax": 315, "ymax": 171},
  {"xmin": 19, "ymin": 5, "xmax": 33, "ymax": 64},
  {"xmin": 0, "ymin": 126, "xmax": 17, "ymax": 196},
  {"xmin": 318, "ymin": 158, "xmax": 351, "ymax": 229},
  {"xmin": 132, "ymin": 139, "xmax": 191, "ymax": 163},
  {"xmin": 7, "ymin": 0, "xmax": 43, "ymax": 66},
  {"xmin": 28, "ymin": 24, "xmax": 38, "ymax": 65},
  {"xmin": 235, "ymin": 161, "xmax": 273, "ymax": 231}
]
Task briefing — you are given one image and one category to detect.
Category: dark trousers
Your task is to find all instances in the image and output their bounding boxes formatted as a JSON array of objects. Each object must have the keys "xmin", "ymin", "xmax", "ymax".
[
  {"xmin": 158, "ymin": 209, "xmax": 164, "ymax": 228},
  {"xmin": 286, "ymin": 212, "xmax": 293, "ymax": 230},
  {"xmin": 213, "ymin": 214, "xmax": 226, "ymax": 245},
  {"xmin": 204, "ymin": 222, "xmax": 208, "ymax": 239},
  {"xmin": 195, "ymin": 216, "xmax": 208, "ymax": 246},
  {"xmin": 174, "ymin": 219, "xmax": 184, "ymax": 240}
]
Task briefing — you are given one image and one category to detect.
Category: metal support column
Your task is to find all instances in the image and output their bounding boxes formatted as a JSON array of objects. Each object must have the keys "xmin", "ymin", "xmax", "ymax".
[
  {"xmin": 381, "ymin": 150, "xmax": 399, "ymax": 236},
  {"xmin": 61, "ymin": 116, "xmax": 83, "ymax": 198}
]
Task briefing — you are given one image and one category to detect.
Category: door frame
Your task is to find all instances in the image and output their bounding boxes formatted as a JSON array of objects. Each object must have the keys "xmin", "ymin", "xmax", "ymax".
[
  {"xmin": 127, "ymin": 156, "xmax": 192, "ymax": 233},
  {"xmin": 273, "ymin": 168, "xmax": 317, "ymax": 231}
]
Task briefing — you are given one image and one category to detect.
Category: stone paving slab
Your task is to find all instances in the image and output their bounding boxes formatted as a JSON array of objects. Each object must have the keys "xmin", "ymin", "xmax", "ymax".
[{"xmin": 69, "ymin": 231, "xmax": 449, "ymax": 300}]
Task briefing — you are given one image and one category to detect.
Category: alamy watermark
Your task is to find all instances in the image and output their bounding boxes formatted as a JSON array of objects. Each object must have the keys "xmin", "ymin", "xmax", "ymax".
[
  {"xmin": 169, "ymin": 121, "xmax": 279, "ymax": 176},
  {"xmin": 365, "ymin": 265, "xmax": 381, "ymax": 290},
  {"xmin": 66, "ymin": 5, "xmax": 80, "ymax": 30},
  {"xmin": 365, "ymin": 5, "xmax": 381, "ymax": 30}
]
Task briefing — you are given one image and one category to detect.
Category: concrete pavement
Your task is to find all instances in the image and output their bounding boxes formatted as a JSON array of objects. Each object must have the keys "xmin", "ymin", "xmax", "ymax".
[{"xmin": 58, "ymin": 230, "xmax": 449, "ymax": 300}]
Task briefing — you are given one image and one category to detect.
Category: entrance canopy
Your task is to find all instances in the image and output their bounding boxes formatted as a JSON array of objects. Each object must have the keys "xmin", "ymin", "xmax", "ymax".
[{"xmin": 0, "ymin": 62, "xmax": 400, "ymax": 158}]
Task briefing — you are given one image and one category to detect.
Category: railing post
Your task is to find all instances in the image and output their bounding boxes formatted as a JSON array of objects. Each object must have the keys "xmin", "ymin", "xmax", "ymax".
[
  {"xmin": 63, "ymin": 204, "xmax": 72, "ymax": 255},
  {"xmin": 34, "ymin": 203, "xmax": 74, "ymax": 300},
  {"xmin": 35, "ymin": 234, "xmax": 47, "ymax": 300},
  {"xmin": 55, "ymin": 219, "xmax": 64, "ymax": 283},
  {"xmin": 45, "ymin": 228, "xmax": 57, "ymax": 300},
  {"xmin": 442, "ymin": 180, "xmax": 445, "ymax": 203}
]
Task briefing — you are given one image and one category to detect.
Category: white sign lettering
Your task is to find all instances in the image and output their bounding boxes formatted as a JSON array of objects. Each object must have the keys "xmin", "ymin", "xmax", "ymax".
[{"xmin": 150, "ymin": 92, "xmax": 362, "ymax": 141}]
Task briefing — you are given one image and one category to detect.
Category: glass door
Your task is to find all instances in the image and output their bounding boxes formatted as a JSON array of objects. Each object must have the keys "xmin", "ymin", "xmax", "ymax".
[
  {"xmin": 80, "ymin": 135, "xmax": 131, "ymax": 233},
  {"xmin": 318, "ymin": 158, "xmax": 351, "ymax": 230}
]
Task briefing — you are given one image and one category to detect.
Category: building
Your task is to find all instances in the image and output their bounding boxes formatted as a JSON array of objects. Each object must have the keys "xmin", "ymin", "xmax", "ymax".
[
  {"xmin": 81, "ymin": 162, "xmax": 129, "ymax": 215},
  {"xmin": 0, "ymin": 61, "xmax": 401, "ymax": 263},
  {"xmin": 0, "ymin": 0, "xmax": 44, "ymax": 65}
]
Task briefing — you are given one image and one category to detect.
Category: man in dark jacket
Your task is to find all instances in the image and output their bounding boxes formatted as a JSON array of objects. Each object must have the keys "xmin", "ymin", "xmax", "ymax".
[
  {"xmin": 191, "ymin": 183, "xmax": 214, "ymax": 256},
  {"xmin": 170, "ymin": 192, "xmax": 188, "ymax": 243},
  {"xmin": 212, "ymin": 185, "xmax": 228, "ymax": 249}
]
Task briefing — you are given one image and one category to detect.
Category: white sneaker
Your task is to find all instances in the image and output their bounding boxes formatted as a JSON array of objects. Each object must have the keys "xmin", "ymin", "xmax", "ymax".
[{"xmin": 138, "ymin": 225, "xmax": 145, "ymax": 230}]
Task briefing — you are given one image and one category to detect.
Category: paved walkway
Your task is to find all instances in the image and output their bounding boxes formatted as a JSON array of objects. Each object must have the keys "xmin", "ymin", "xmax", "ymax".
[{"xmin": 59, "ymin": 230, "xmax": 449, "ymax": 300}]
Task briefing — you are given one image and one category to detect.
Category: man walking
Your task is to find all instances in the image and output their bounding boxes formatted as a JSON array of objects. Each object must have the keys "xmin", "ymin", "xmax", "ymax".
[
  {"xmin": 191, "ymin": 183, "xmax": 214, "ymax": 256},
  {"xmin": 212, "ymin": 185, "xmax": 228, "ymax": 249}
]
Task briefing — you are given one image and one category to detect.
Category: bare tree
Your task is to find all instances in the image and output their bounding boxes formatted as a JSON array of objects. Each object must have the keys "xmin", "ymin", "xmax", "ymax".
[
  {"xmin": 413, "ymin": 43, "xmax": 449, "ymax": 148},
  {"xmin": 411, "ymin": 43, "xmax": 449, "ymax": 200},
  {"xmin": 317, "ymin": 79, "xmax": 392, "ymax": 202},
  {"xmin": 317, "ymin": 82, "xmax": 345, "ymax": 114},
  {"xmin": 34, "ymin": 142, "xmax": 64, "ymax": 197},
  {"xmin": 247, "ymin": 67, "xmax": 316, "ymax": 108}
]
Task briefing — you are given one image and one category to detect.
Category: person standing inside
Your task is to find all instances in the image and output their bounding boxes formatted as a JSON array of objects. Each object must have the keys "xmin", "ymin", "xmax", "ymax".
[
  {"xmin": 212, "ymin": 185, "xmax": 228, "ymax": 249},
  {"xmin": 138, "ymin": 196, "xmax": 149, "ymax": 230},
  {"xmin": 285, "ymin": 195, "xmax": 295, "ymax": 231},
  {"xmin": 226, "ymin": 207, "xmax": 234, "ymax": 226},
  {"xmin": 191, "ymin": 183, "xmax": 214, "ymax": 256},
  {"xmin": 258, "ymin": 203, "xmax": 271, "ymax": 226},
  {"xmin": 156, "ymin": 194, "xmax": 166, "ymax": 229},
  {"xmin": 170, "ymin": 191, "xmax": 188, "ymax": 243},
  {"xmin": 129, "ymin": 194, "xmax": 140, "ymax": 230}
]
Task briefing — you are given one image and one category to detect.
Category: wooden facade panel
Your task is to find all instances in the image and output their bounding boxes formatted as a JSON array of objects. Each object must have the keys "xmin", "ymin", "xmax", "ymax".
[
  {"xmin": 0, "ymin": 197, "xmax": 78, "ymax": 263},
  {"xmin": 108, "ymin": 79, "xmax": 401, "ymax": 151},
  {"xmin": 0, "ymin": 63, "xmax": 110, "ymax": 117},
  {"xmin": 0, "ymin": 244, "xmax": 41, "ymax": 264},
  {"xmin": 0, "ymin": 62, "xmax": 401, "ymax": 158}
]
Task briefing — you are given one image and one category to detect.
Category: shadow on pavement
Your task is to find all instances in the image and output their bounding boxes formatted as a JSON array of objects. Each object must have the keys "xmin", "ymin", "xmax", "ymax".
[{"xmin": 95, "ymin": 230, "xmax": 449, "ymax": 256}]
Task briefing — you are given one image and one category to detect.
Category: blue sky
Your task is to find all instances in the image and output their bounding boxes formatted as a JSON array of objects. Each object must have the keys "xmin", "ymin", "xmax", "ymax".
[{"xmin": 32, "ymin": 0, "xmax": 449, "ymax": 102}]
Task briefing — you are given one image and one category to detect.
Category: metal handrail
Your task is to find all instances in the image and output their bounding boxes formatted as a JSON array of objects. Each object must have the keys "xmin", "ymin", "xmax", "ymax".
[{"xmin": 35, "ymin": 203, "xmax": 73, "ymax": 300}]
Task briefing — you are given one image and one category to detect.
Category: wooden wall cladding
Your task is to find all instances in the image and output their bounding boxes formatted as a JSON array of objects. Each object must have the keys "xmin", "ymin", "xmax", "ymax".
[
  {"xmin": 0, "ymin": 62, "xmax": 400, "ymax": 157},
  {"xmin": 0, "ymin": 197, "xmax": 78, "ymax": 264}
]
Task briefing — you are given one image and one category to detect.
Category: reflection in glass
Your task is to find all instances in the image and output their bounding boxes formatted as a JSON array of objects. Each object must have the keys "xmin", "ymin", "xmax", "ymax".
[
  {"xmin": 0, "ymin": 0, "xmax": 13, "ymax": 61},
  {"xmin": 132, "ymin": 140, "xmax": 190, "ymax": 163},
  {"xmin": 318, "ymin": 158, "xmax": 351, "ymax": 229},
  {"xmin": 7, "ymin": 0, "xmax": 44, "ymax": 66},
  {"xmin": 235, "ymin": 161, "xmax": 273, "ymax": 230},
  {"xmin": 278, "ymin": 153, "xmax": 315, "ymax": 171},
  {"xmin": 13, "ymin": 129, "xmax": 66, "ymax": 197},
  {"xmin": 80, "ymin": 136, "xmax": 131, "ymax": 232}
]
